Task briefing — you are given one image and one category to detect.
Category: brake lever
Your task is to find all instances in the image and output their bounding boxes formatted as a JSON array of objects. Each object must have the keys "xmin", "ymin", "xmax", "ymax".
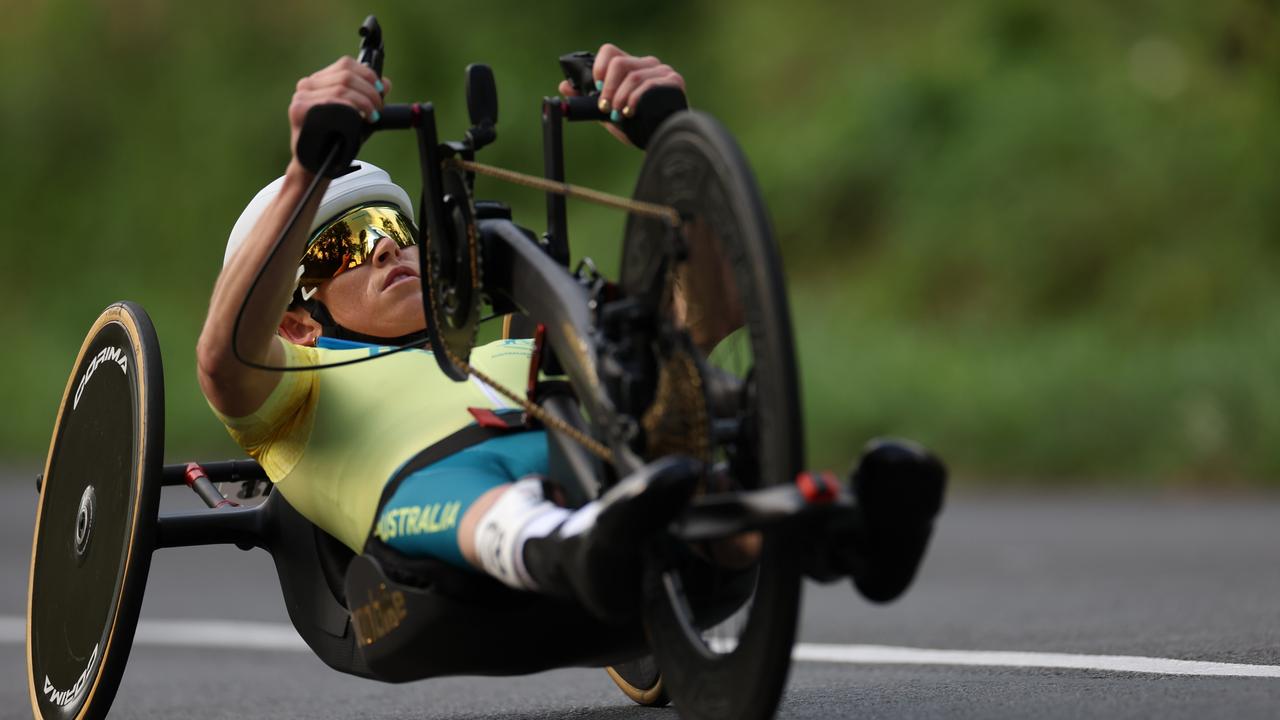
[
  {"xmin": 559, "ymin": 51, "xmax": 596, "ymax": 95},
  {"xmin": 358, "ymin": 15, "xmax": 385, "ymax": 79}
]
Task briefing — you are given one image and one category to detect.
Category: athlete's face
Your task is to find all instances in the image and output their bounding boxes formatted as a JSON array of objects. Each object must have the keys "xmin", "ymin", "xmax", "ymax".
[{"xmin": 314, "ymin": 232, "xmax": 426, "ymax": 338}]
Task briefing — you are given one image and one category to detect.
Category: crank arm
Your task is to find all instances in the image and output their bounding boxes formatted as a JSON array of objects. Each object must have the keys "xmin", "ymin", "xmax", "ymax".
[
  {"xmin": 670, "ymin": 439, "xmax": 947, "ymax": 586},
  {"xmin": 671, "ymin": 473, "xmax": 854, "ymax": 542}
]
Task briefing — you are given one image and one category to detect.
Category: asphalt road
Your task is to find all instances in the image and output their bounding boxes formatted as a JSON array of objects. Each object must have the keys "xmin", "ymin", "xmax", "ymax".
[{"xmin": 3, "ymin": 470, "xmax": 1279, "ymax": 719}]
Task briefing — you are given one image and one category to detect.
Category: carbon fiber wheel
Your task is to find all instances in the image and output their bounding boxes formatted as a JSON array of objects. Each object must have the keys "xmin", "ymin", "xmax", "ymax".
[
  {"xmin": 27, "ymin": 302, "xmax": 163, "ymax": 720},
  {"xmin": 605, "ymin": 656, "xmax": 670, "ymax": 707},
  {"xmin": 624, "ymin": 111, "xmax": 804, "ymax": 720}
]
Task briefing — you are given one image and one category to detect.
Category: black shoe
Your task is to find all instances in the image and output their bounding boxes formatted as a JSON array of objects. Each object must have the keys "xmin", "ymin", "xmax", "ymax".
[
  {"xmin": 848, "ymin": 438, "xmax": 946, "ymax": 603},
  {"xmin": 523, "ymin": 456, "xmax": 701, "ymax": 621}
]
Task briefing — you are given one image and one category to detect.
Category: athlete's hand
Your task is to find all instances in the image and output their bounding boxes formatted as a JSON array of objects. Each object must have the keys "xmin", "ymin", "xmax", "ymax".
[
  {"xmin": 557, "ymin": 43, "xmax": 685, "ymax": 146},
  {"xmin": 288, "ymin": 56, "xmax": 392, "ymax": 163}
]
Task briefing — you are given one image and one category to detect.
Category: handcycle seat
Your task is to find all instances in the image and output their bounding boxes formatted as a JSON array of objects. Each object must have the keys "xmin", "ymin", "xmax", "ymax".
[
  {"xmin": 261, "ymin": 472, "xmax": 647, "ymax": 683},
  {"xmin": 303, "ymin": 412, "xmax": 649, "ymax": 682},
  {"xmin": 343, "ymin": 545, "xmax": 647, "ymax": 681}
]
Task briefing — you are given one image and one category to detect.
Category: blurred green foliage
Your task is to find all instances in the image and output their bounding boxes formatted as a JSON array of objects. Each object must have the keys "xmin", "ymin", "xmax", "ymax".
[{"xmin": 3, "ymin": 0, "xmax": 1278, "ymax": 485}]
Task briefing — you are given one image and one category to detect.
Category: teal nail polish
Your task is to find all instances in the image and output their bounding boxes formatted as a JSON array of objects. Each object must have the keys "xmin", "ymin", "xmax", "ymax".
[
  {"xmin": 371, "ymin": 109, "xmax": 381, "ymax": 123},
  {"xmin": 610, "ymin": 109, "xmax": 621, "ymax": 122},
  {"xmin": 595, "ymin": 79, "xmax": 604, "ymax": 91},
  {"xmin": 375, "ymin": 79, "xmax": 385, "ymax": 93}
]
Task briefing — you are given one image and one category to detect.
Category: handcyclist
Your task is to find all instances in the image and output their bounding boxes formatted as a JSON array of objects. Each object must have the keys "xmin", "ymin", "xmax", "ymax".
[
  {"xmin": 199, "ymin": 45, "xmax": 699, "ymax": 620},
  {"xmin": 198, "ymin": 45, "xmax": 938, "ymax": 621}
]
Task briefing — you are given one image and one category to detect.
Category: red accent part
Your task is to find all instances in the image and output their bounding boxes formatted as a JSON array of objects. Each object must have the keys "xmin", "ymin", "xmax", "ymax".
[
  {"xmin": 183, "ymin": 462, "xmax": 207, "ymax": 489},
  {"xmin": 213, "ymin": 499, "xmax": 240, "ymax": 509},
  {"xmin": 411, "ymin": 103, "xmax": 422, "ymax": 127},
  {"xmin": 527, "ymin": 323, "xmax": 547, "ymax": 398},
  {"xmin": 469, "ymin": 407, "xmax": 512, "ymax": 429},
  {"xmin": 560, "ymin": 100, "xmax": 569, "ymax": 115},
  {"xmin": 796, "ymin": 471, "xmax": 838, "ymax": 504}
]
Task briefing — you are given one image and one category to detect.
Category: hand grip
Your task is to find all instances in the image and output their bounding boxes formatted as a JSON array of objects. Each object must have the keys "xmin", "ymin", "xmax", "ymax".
[
  {"xmin": 557, "ymin": 50, "xmax": 688, "ymax": 149},
  {"xmin": 561, "ymin": 85, "xmax": 688, "ymax": 150},
  {"xmin": 372, "ymin": 103, "xmax": 417, "ymax": 130},
  {"xmin": 295, "ymin": 104, "xmax": 364, "ymax": 176}
]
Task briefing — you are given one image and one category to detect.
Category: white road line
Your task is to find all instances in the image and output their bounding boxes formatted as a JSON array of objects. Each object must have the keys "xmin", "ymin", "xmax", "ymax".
[
  {"xmin": 1, "ymin": 617, "xmax": 307, "ymax": 652},
  {"xmin": 3, "ymin": 616, "xmax": 1278, "ymax": 678},
  {"xmin": 134, "ymin": 619, "xmax": 309, "ymax": 651},
  {"xmin": 792, "ymin": 644, "xmax": 1280, "ymax": 678}
]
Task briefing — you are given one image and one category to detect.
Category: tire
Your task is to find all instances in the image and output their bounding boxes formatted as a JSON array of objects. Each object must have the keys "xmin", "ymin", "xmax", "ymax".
[
  {"xmin": 622, "ymin": 112, "xmax": 804, "ymax": 720},
  {"xmin": 27, "ymin": 302, "xmax": 163, "ymax": 720},
  {"xmin": 605, "ymin": 656, "xmax": 670, "ymax": 707}
]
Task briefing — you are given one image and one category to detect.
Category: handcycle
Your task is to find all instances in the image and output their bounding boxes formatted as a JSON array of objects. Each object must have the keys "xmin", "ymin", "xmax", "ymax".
[{"xmin": 26, "ymin": 16, "xmax": 946, "ymax": 720}]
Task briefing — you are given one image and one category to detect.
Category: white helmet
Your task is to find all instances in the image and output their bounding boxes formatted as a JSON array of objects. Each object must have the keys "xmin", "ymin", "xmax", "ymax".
[{"xmin": 224, "ymin": 161, "xmax": 415, "ymax": 267}]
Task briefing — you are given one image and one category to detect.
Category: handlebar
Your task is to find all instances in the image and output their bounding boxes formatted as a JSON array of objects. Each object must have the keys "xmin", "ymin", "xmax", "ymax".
[
  {"xmin": 556, "ymin": 50, "xmax": 687, "ymax": 149},
  {"xmin": 296, "ymin": 43, "xmax": 689, "ymax": 176},
  {"xmin": 363, "ymin": 88, "xmax": 685, "ymax": 133},
  {"xmin": 558, "ymin": 85, "xmax": 687, "ymax": 149},
  {"xmin": 298, "ymin": 77, "xmax": 685, "ymax": 175},
  {"xmin": 371, "ymin": 103, "xmax": 420, "ymax": 130}
]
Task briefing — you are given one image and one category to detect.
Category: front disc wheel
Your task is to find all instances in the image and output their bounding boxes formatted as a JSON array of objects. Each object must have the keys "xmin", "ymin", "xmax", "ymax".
[{"xmin": 624, "ymin": 111, "xmax": 805, "ymax": 720}]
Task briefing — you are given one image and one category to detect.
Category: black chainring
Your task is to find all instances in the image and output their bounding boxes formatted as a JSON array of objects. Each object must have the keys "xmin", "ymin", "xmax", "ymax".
[{"xmin": 423, "ymin": 163, "xmax": 481, "ymax": 379}]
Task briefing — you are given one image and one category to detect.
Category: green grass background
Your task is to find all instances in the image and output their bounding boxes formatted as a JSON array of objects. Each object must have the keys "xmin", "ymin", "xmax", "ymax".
[{"xmin": 3, "ymin": 0, "xmax": 1278, "ymax": 486}]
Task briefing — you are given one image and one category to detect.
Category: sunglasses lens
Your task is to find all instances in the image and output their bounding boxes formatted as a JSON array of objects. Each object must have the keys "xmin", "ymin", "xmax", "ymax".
[{"xmin": 298, "ymin": 205, "xmax": 416, "ymax": 288}]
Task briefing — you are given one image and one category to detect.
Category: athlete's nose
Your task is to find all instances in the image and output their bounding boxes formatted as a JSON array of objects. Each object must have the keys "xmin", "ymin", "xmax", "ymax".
[{"xmin": 371, "ymin": 232, "xmax": 401, "ymax": 267}]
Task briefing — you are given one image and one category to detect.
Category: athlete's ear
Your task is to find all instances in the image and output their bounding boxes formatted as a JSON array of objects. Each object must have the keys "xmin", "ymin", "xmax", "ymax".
[{"xmin": 280, "ymin": 306, "xmax": 323, "ymax": 346}]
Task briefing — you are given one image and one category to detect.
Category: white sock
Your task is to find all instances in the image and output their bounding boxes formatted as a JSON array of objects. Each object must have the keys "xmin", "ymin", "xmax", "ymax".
[{"xmin": 473, "ymin": 477, "xmax": 571, "ymax": 590}]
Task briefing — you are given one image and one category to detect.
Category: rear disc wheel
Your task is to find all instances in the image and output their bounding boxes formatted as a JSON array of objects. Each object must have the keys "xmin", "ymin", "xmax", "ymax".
[{"xmin": 27, "ymin": 302, "xmax": 163, "ymax": 720}]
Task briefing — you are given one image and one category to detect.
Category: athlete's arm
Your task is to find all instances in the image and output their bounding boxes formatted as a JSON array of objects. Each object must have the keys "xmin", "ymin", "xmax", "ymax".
[
  {"xmin": 556, "ymin": 43, "xmax": 686, "ymax": 146},
  {"xmin": 197, "ymin": 57, "xmax": 388, "ymax": 418}
]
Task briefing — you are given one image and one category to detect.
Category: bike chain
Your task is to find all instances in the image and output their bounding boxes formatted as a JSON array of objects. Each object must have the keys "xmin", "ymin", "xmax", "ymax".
[
  {"xmin": 641, "ymin": 343, "xmax": 711, "ymax": 465},
  {"xmin": 447, "ymin": 158, "xmax": 681, "ymax": 226},
  {"xmin": 445, "ymin": 347, "xmax": 616, "ymax": 464}
]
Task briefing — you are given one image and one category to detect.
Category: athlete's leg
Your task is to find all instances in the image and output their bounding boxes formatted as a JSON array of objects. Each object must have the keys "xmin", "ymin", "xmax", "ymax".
[
  {"xmin": 483, "ymin": 456, "xmax": 702, "ymax": 620},
  {"xmin": 373, "ymin": 431, "xmax": 550, "ymax": 569},
  {"xmin": 375, "ymin": 430, "xmax": 700, "ymax": 620}
]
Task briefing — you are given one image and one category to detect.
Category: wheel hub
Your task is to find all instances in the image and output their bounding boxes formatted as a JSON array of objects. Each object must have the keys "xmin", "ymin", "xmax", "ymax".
[{"xmin": 74, "ymin": 485, "xmax": 96, "ymax": 558}]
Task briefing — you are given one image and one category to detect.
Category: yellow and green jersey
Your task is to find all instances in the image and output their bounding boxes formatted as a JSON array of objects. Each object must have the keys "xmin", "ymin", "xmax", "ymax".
[{"xmin": 209, "ymin": 336, "xmax": 534, "ymax": 551}]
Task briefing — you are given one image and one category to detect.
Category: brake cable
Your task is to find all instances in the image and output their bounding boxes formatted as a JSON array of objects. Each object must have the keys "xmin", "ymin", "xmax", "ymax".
[{"xmin": 444, "ymin": 346, "xmax": 616, "ymax": 463}]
